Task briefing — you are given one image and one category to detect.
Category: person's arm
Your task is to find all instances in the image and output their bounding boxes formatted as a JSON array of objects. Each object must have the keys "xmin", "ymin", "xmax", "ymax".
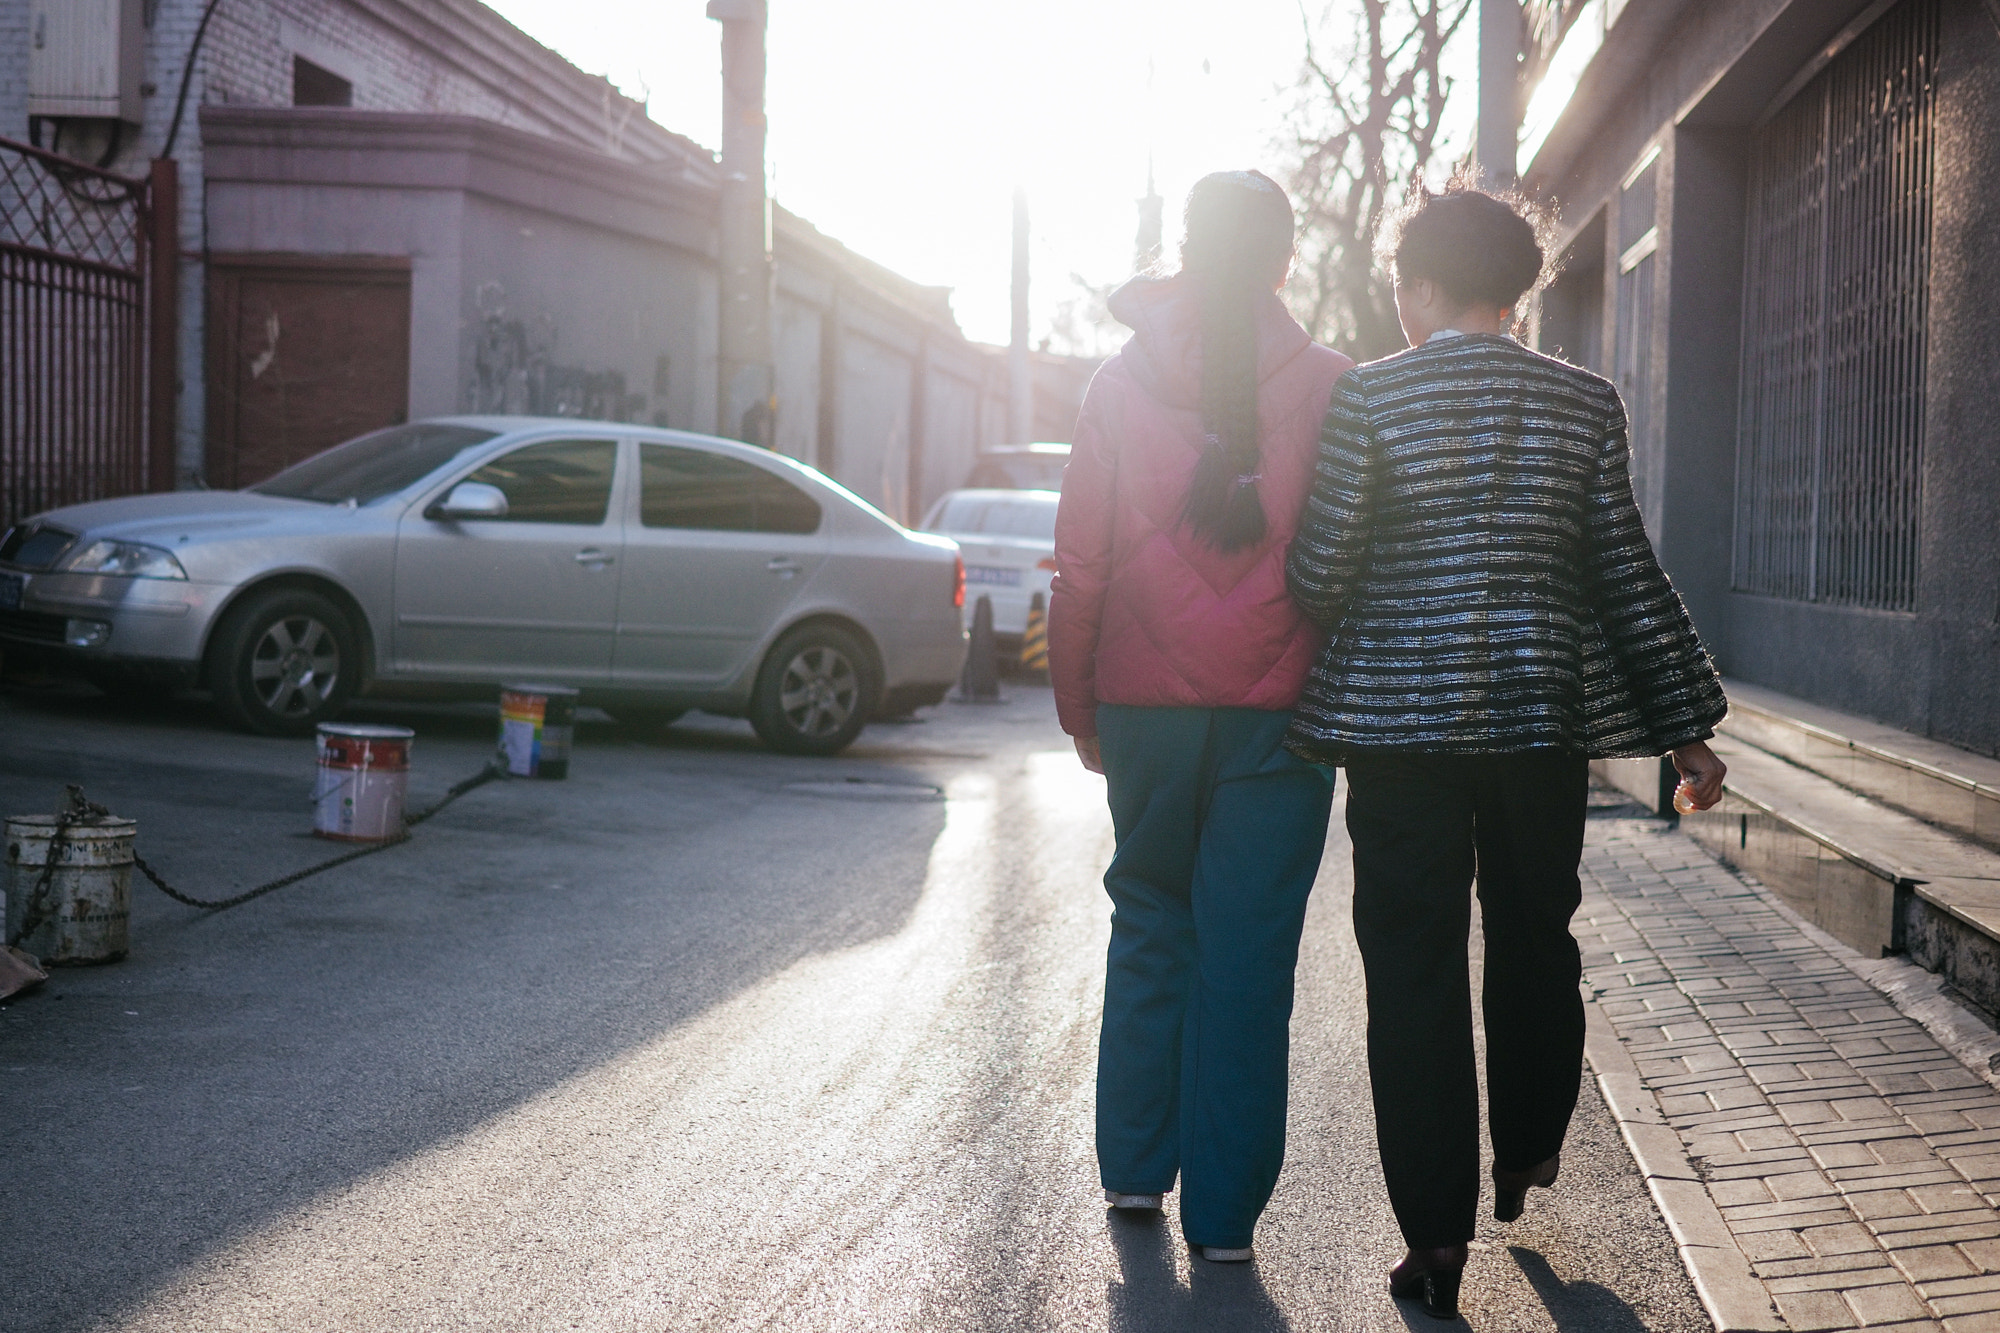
[
  {"xmin": 1286, "ymin": 372, "xmax": 1375, "ymax": 630},
  {"xmin": 1047, "ymin": 374, "xmax": 1120, "ymax": 749},
  {"xmin": 1581, "ymin": 391, "xmax": 1730, "ymax": 798}
]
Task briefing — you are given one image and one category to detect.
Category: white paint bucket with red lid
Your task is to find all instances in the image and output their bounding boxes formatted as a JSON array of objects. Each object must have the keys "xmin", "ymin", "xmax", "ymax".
[{"xmin": 313, "ymin": 723, "xmax": 414, "ymax": 841}]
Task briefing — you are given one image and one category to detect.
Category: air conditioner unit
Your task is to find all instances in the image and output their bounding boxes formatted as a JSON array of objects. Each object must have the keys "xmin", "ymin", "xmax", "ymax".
[{"xmin": 28, "ymin": 0, "xmax": 144, "ymax": 124}]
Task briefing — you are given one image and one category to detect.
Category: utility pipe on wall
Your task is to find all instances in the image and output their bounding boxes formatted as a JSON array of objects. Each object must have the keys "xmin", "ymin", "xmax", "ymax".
[
  {"xmin": 1478, "ymin": 0, "xmax": 1523, "ymax": 186},
  {"xmin": 709, "ymin": 0, "xmax": 775, "ymax": 447},
  {"xmin": 1009, "ymin": 187, "xmax": 1032, "ymax": 445}
]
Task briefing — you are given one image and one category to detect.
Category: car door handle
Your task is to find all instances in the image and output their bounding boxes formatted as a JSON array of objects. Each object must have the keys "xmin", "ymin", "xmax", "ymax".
[
  {"xmin": 767, "ymin": 556, "xmax": 802, "ymax": 577},
  {"xmin": 574, "ymin": 547, "xmax": 614, "ymax": 566}
]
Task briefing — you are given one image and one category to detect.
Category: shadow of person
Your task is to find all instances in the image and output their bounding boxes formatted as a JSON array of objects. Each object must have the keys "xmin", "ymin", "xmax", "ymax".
[
  {"xmin": 1509, "ymin": 1245, "xmax": 1651, "ymax": 1332},
  {"xmin": 1104, "ymin": 1207, "xmax": 1295, "ymax": 1333},
  {"xmin": 1187, "ymin": 1251, "xmax": 1293, "ymax": 1333},
  {"xmin": 1107, "ymin": 1208, "xmax": 1189, "ymax": 1333}
]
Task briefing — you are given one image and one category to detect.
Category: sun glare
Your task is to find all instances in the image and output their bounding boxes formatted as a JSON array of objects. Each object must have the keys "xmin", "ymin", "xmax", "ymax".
[{"xmin": 484, "ymin": 0, "xmax": 1346, "ymax": 348}]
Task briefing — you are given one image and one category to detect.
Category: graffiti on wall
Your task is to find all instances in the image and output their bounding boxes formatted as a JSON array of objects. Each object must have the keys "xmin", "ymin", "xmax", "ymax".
[{"xmin": 464, "ymin": 281, "xmax": 654, "ymax": 422}]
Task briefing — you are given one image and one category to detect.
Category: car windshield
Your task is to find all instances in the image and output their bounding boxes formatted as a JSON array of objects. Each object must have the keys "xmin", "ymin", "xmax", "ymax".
[
  {"xmin": 250, "ymin": 424, "xmax": 500, "ymax": 505},
  {"xmin": 931, "ymin": 493, "xmax": 1059, "ymax": 541}
]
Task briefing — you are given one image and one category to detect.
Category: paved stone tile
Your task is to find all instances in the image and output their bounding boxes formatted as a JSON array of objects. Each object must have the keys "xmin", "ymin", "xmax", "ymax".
[
  {"xmin": 1909, "ymin": 1185, "xmax": 1990, "ymax": 1214},
  {"xmin": 1726, "ymin": 1199, "xmax": 1858, "ymax": 1228},
  {"xmin": 1739, "ymin": 1228, "xmax": 1815, "ymax": 1262},
  {"xmin": 1944, "ymin": 1304, "xmax": 2000, "ymax": 1328},
  {"xmin": 1714, "ymin": 1177, "xmax": 1778, "ymax": 1207},
  {"xmin": 1773, "ymin": 1287, "xmax": 1860, "ymax": 1329},
  {"xmin": 1848, "ymin": 1283, "xmax": 1942, "ymax": 1324},
  {"xmin": 1581, "ymin": 817, "xmax": 2000, "ymax": 1333},
  {"xmin": 1806, "ymin": 1223, "xmax": 1888, "ymax": 1256},
  {"xmin": 1895, "ymin": 1247, "xmax": 1984, "ymax": 1283},
  {"xmin": 1917, "ymin": 1275, "xmax": 2000, "ymax": 1300}
]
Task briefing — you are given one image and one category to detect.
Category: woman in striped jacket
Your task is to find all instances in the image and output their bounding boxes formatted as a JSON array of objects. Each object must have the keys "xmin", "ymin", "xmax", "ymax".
[{"xmin": 1284, "ymin": 184, "xmax": 1729, "ymax": 1319}]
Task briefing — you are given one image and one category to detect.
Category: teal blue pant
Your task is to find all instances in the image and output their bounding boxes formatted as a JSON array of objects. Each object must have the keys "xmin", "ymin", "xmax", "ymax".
[{"xmin": 1094, "ymin": 704, "xmax": 1334, "ymax": 1248}]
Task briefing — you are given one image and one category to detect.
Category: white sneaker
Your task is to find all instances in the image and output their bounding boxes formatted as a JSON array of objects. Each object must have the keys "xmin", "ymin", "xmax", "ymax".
[
  {"xmin": 1104, "ymin": 1189, "xmax": 1164, "ymax": 1210},
  {"xmin": 1193, "ymin": 1244, "xmax": 1254, "ymax": 1263}
]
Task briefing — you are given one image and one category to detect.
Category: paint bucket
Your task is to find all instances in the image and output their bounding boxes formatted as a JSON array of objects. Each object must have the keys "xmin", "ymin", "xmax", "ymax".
[
  {"xmin": 5, "ymin": 813, "xmax": 135, "ymax": 964},
  {"xmin": 499, "ymin": 684, "xmax": 577, "ymax": 779},
  {"xmin": 313, "ymin": 723, "xmax": 414, "ymax": 841}
]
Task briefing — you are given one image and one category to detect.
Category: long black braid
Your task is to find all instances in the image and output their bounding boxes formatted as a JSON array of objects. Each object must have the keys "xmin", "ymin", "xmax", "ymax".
[{"xmin": 1178, "ymin": 170, "xmax": 1296, "ymax": 553}]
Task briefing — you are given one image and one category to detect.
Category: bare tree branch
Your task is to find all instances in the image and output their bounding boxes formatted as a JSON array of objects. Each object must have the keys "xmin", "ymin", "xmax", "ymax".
[{"xmin": 1279, "ymin": 0, "xmax": 1475, "ymax": 358}]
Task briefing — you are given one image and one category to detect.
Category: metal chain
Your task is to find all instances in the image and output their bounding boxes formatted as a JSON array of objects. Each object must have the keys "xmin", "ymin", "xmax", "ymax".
[
  {"xmin": 42, "ymin": 760, "xmax": 507, "ymax": 918},
  {"xmin": 2, "ymin": 785, "xmax": 94, "ymax": 948}
]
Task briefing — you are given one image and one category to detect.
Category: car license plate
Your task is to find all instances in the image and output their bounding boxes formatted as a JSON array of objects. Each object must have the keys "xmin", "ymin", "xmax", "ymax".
[
  {"xmin": 965, "ymin": 565, "xmax": 1020, "ymax": 587},
  {"xmin": 0, "ymin": 573, "xmax": 20, "ymax": 611}
]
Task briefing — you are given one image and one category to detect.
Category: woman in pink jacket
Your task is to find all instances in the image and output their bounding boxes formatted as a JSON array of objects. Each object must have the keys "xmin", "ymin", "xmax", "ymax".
[{"xmin": 1048, "ymin": 170, "xmax": 1353, "ymax": 1262}]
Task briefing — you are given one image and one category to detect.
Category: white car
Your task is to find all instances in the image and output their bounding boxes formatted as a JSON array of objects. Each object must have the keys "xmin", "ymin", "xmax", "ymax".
[{"xmin": 920, "ymin": 488, "xmax": 1058, "ymax": 638}]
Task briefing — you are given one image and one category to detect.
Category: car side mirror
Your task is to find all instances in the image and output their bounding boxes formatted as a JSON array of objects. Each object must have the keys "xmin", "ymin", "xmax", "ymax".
[{"xmin": 431, "ymin": 481, "xmax": 509, "ymax": 520}]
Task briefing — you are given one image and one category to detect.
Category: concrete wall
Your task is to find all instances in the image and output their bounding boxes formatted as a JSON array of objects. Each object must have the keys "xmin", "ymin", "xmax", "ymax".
[
  {"xmin": 197, "ymin": 107, "xmax": 1046, "ymax": 524},
  {"xmin": 1525, "ymin": 0, "xmax": 2000, "ymax": 757},
  {"xmin": 454, "ymin": 193, "xmax": 716, "ymax": 430}
]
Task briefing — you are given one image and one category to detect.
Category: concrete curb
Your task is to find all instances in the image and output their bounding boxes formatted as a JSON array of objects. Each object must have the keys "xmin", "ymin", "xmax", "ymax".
[
  {"xmin": 1730, "ymin": 863, "xmax": 2000, "ymax": 1096},
  {"xmin": 1582, "ymin": 994, "xmax": 1789, "ymax": 1333}
]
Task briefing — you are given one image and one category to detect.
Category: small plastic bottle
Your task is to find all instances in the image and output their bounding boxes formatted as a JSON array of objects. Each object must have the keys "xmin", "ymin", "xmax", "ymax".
[{"xmin": 1672, "ymin": 780, "xmax": 1699, "ymax": 815}]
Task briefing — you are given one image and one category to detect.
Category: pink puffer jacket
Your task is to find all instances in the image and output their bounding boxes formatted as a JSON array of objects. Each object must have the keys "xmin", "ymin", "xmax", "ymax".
[{"xmin": 1049, "ymin": 275, "xmax": 1354, "ymax": 738}]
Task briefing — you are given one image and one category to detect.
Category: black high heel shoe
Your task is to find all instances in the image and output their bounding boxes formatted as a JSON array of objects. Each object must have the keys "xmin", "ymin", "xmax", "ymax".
[
  {"xmin": 1492, "ymin": 1152, "xmax": 1561, "ymax": 1223},
  {"xmin": 1388, "ymin": 1244, "xmax": 1468, "ymax": 1320}
]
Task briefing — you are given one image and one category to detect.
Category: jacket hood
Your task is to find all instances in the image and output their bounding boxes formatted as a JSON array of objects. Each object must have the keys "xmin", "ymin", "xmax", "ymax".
[{"xmin": 1106, "ymin": 273, "xmax": 1315, "ymax": 412}]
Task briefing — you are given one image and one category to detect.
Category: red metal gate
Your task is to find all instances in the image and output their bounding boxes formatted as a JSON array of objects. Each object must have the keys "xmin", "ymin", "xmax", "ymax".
[{"xmin": 0, "ymin": 136, "xmax": 177, "ymax": 532}]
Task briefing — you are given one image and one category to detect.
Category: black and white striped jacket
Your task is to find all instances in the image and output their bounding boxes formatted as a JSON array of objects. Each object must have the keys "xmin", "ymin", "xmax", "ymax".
[{"xmin": 1283, "ymin": 334, "xmax": 1726, "ymax": 761}]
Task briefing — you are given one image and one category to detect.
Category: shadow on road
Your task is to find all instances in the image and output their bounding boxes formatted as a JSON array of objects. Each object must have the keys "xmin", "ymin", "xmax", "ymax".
[
  {"xmin": 0, "ymin": 681, "xmax": 965, "ymax": 1331},
  {"xmin": 1508, "ymin": 1245, "xmax": 1653, "ymax": 1331},
  {"xmin": 1106, "ymin": 1209, "xmax": 1293, "ymax": 1333}
]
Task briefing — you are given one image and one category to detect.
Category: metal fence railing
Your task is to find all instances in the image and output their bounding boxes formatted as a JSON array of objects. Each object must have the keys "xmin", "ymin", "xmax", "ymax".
[
  {"xmin": 0, "ymin": 135, "xmax": 174, "ymax": 533},
  {"xmin": 1734, "ymin": 0, "xmax": 1937, "ymax": 613}
]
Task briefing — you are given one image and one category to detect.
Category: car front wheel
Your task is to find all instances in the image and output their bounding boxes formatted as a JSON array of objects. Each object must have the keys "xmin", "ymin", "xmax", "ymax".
[
  {"xmin": 749, "ymin": 624, "xmax": 874, "ymax": 756},
  {"xmin": 208, "ymin": 587, "xmax": 360, "ymax": 736}
]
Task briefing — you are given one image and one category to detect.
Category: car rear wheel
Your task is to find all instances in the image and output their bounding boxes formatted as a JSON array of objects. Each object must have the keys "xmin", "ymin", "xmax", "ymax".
[
  {"xmin": 749, "ymin": 624, "xmax": 874, "ymax": 756},
  {"xmin": 208, "ymin": 587, "xmax": 359, "ymax": 736}
]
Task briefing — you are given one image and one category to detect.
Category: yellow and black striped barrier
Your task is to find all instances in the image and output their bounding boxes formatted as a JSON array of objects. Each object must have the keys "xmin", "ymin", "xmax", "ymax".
[{"xmin": 1020, "ymin": 591, "xmax": 1049, "ymax": 672}]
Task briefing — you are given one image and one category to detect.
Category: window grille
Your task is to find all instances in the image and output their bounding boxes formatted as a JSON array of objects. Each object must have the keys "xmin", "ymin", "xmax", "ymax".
[{"xmin": 1734, "ymin": 0, "xmax": 1937, "ymax": 611}]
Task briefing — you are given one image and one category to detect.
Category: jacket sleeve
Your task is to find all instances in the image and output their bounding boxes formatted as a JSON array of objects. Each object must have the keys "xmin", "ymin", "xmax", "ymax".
[
  {"xmin": 1047, "ymin": 375, "xmax": 1119, "ymax": 738},
  {"xmin": 1286, "ymin": 371, "xmax": 1375, "ymax": 632},
  {"xmin": 1581, "ymin": 393, "xmax": 1729, "ymax": 751}
]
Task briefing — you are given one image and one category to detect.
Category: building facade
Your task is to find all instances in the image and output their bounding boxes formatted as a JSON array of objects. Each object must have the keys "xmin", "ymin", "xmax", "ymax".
[
  {"xmin": 1525, "ymin": 0, "xmax": 2000, "ymax": 756},
  {"xmin": 1, "ymin": 0, "xmax": 1093, "ymax": 526}
]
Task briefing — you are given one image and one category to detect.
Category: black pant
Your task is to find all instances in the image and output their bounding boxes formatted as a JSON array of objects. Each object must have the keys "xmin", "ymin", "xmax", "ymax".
[{"xmin": 1344, "ymin": 750, "xmax": 1588, "ymax": 1248}]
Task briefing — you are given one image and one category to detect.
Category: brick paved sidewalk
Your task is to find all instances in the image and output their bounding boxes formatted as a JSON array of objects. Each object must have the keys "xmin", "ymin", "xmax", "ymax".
[{"xmin": 1579, "ymin": 815, "xmax": 2000, "ymax": 1333}]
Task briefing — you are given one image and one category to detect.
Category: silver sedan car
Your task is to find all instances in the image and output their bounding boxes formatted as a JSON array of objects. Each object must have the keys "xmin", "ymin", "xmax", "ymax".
[{"xmin": 0, "ymin": 418, "xmax": 969, "ymax": 755}]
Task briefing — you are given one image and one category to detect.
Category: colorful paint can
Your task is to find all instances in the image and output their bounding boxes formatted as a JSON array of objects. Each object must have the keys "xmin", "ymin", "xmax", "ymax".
[
  {"xmin": 4, "ymin": 814, "xmax": 134, "ymax": 964},
  {"xmin": 313, "ymin": 723, "xmax": 414, "ymax": 841},
  {"xmin": 498, "ymin": 684, "xmax": 578, "ymax": 779}
]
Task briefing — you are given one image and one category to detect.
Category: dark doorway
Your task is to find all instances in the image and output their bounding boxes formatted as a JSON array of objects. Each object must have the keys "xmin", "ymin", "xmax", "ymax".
[{"xmin": 205, "ymin": 255, "xmax": 411, "ymax": 489}]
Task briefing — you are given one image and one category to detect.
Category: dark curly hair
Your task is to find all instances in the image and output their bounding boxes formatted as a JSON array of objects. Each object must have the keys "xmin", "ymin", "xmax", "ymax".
[
  {"xmin": 1387, "ymin": 179, "xmax": 1549, "ymax": 312},
  {"xmin": 1177, "ymin": 170, "xmax": 1296, "ymax": 554}
]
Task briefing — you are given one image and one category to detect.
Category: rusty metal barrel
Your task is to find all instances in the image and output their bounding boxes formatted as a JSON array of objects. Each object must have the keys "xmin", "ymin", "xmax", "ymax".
[{"xmin": 4, "ymin": 813, "xmax": 135, "ymax": 964}]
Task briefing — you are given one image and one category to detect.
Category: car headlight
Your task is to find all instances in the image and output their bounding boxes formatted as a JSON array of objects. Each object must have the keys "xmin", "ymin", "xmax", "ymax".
[{"xmin": 60, "ymin": 539, "xmax": 188, "ymax": 580}]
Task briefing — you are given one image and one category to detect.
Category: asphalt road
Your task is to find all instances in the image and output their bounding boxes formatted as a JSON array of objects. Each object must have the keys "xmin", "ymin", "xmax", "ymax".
[{"xmin": 0, "ymin": 678, "xmax": 1709, "ymax": 1332}]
